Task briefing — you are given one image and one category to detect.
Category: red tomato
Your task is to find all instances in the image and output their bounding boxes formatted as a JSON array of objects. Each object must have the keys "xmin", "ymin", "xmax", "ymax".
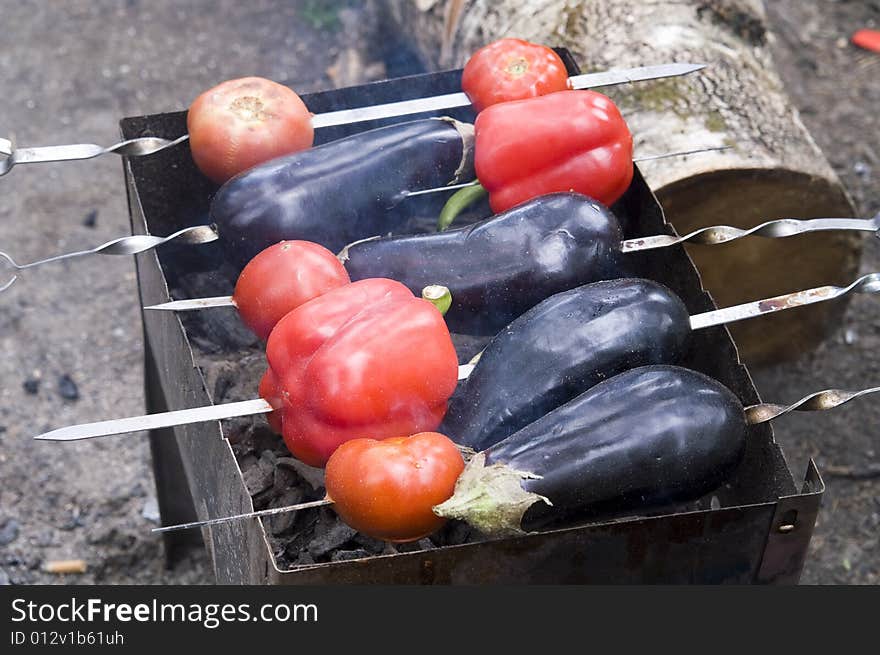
[
  {"xmin": 187, "ymin": 77, "xmax": 314, "ymax": 184},
  {"xmin": 325, "ymin": 432, "xmax": 465, "ymax": 543},
  {"xmin": 462, "ymin": 38, "xmax": 570, "ymax": 113},
  {"xmin": 233, "ymin": 240, "xmax": 350, "ymax": 340}
]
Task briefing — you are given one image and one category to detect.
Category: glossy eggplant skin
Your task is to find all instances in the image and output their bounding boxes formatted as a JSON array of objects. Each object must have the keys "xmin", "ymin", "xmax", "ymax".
[
  {"xmin": 343, "ymin": 193, "xmax": 625, "ymax": 335},
  {"xmin": 487, "ymin": 365, "xmax": 747, "ymax": 530},
  {"xmin": 212, "ymin": 118, "xmax": 474, "ymax": 267},
  {"xmin": 443, "ymin": 278, "xmax": 691, "ymax": 451}
]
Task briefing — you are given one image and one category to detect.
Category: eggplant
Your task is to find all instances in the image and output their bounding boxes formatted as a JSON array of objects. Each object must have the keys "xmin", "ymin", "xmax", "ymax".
[
  {"xmin": 443, "ymin": 278, "xmax": 691, "ymax": 451},
  {"xmin": 435, "ymin": 365, "xmax": 747, "ymax": 535},
  {"xmin": 341, "ymin": 192, "xmax": 625, "ymax": 335},
  {"xmin": 212, "ymin": 118, "xmax": 475, "ymax": 267}
]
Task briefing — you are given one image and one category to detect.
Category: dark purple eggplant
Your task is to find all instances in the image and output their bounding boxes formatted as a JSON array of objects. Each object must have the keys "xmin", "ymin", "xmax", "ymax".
[
  {"xmin": 442, "ymin": 278, "xmax": 691, "ymax": 451},
  {"xmin": 435, "ymin": 365, "xmax": 747, "ymax": 535},
  {"xmin": 212, "ymin": 118, "xmax": 474, "ymax": 267},
  {"xmin": 342, "ymin": 192, "xmax": 625, "ymax": 335}
]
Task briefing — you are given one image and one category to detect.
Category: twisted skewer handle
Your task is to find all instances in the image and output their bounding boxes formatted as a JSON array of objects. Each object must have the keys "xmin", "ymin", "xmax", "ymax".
[
  {"xmin": 0, "ymin": 134, "xmax": 189, "ymax": 176},
  {"xmin": 621, "ymin": 214, "xmax": 880, "ymax": 253},
  {"xmin": 746, "ymin": 385, "xmax": 880, "ymax": 424},
  {"xmin": 0, "ymin": 225, "xmax": 217, "ymax": 292}
]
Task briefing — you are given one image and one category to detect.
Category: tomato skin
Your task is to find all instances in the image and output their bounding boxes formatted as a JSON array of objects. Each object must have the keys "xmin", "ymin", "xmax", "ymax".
[
  {"xmin": 187, "ymin": 76, "xmax": 314, "ymax": 184},
  {"xmin": 233, "ymin": 240, "xmax": 350, "ymax": 340},
  {"xmin": 462, "ymin": 38, "xmax": 570, "ymax": 113},
  {"xmin": 325, "ymin": 432, "xmax": 465, "ymax": 542}
]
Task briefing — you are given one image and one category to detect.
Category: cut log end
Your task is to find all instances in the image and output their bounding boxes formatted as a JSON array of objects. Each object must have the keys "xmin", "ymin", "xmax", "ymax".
[
  {"xmin": 379, "ymin": 0, "xmax": 861, "ymax": 365},
  {"xmin": 657, "ymin": 168, "xmax": 860, "ymax": 366}
]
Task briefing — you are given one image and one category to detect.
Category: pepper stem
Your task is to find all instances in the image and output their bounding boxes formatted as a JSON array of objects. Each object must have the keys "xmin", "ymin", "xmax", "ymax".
[
  {"xmin": 437, "ymin": 183, "xmax": 488, "ymax": 231},
  {"xmin": 421, "ymin": 285, "xmax": 452, "ymax": 316}
]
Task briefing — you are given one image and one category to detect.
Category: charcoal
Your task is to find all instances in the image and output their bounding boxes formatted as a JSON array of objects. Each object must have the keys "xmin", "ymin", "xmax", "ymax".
[
  {"xmin": 282, "ymin": 511, "xmax": 320, "ymax": 560},
  {"xmin": 22, "ymin": 378, "xmax": 40, "ymax": 395},
  {"xmin": 353, "ymin": 533, "xmax": 388, "ymax": 554},
  {"xmin": 394, "ymin": 538, "xmax": 436, "ymax": 554},
  {"xmin": 179, "ymin": 302, "xmax": 259, "ymax": 353},
  {"xmin": 243, "ymin": 458, "xmax": 273, "ymax": 496},
  {"xmin": 309, "ymin": 509, "xmax": 357, "ymax": 559},
  {"xmin": 266, "ymin": 489, "xmax": 304, "ymax": 536},
  {"xmin": 331, "ymin": 549, "xmax": 371, "ymax": 562},
  {"xmin": 253, "ymin": 427, "xmax": 286, "ymax": 454},
  {"xmin": 294, "ymin": 551, "xmax": 316, "ymax": 567},
  {"xmin": 57, "ymin": 374, "xmax": 80, "ymax": 401},
  {"xmin": 274, "ymin": 462, "xmax": 299, "ymax": 493},
  {"xmin": 276, "ymin": 458, "xmax": 325, "ymax": 491}
]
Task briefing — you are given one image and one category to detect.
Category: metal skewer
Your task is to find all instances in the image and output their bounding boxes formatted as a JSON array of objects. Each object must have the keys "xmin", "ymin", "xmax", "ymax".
[
  {"xmin": 0, "ymin": 143, "xmax": 727, "ymax": 297},
  {"xmin": 150, "ymin": 379, "xmax": 880, "ymax": 534},
  {"xmin": 145, "ymin": 214, "xmax": 880, "ymax": 314},
  {"xmin": 0, "ymin": 63, "xmax": 704, "ymax": 177},
  {"xmin": 33, "ymin": 271, "xmax": 880, "ymax": 442},
  {"xmin": 0, "ymin": 225, "xmax": 218, "ymax": 293},
  {"xmin": 403, "ymin": 145, "xmax": 733, "ymax": 198}
]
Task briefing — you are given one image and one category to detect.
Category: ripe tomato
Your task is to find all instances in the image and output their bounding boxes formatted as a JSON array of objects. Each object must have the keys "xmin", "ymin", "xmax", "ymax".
[
  {"xmin": 187, "ymin": 77, "xmax": 314, "ymax": 184},
  {"xmin": 461, "ymin": 38, "xmax": 570, "ymax": 113},
  {"xmin": 325, "ymin": 432, "xmax": 465, "ymax": 543},
  {"xmin": 233, "ymin": 240, "xmax": 350, "ymax": 340}
]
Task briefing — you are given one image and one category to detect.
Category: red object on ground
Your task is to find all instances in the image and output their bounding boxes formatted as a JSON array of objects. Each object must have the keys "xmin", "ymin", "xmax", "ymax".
[
  {"xmin": 325, "ymin": 432, "xmax": 465, "ymax": 542},
  {"xmin": 462, "ymin": 38, "xmax": 571, "ymax": 112},
  {"xmin": 852, "ymin": 29, "xmax": 880, "ymax": 53},
  {"xmin": 474, "ymin": 90, "xmax": 634, "ymax": 213},
  {"xmin": 261, "ymin": 279, "xmax": 459, "ymax": 467}
]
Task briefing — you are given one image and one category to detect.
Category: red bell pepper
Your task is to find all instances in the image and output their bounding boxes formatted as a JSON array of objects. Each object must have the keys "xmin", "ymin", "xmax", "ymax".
[
  {"xmin": 260, "ymin": 278, "xmax": 459, "ymax": 467},
  {"xmin": 474, "ymin": 90, "xmax": 633, "ymax": 213}
]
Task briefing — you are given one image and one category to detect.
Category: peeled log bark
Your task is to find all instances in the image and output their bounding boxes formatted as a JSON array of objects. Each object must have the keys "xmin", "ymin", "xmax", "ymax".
[{"xmin": 380, "ymin": 0, "xmax": 860, "ymax": 366}]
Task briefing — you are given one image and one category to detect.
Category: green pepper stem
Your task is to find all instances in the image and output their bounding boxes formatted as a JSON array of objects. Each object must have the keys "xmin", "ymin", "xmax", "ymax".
[
  {"xmin": 421, "ymin": 285, "xmax": 452, "ymax": 316},
  {"xmin": 437, "ymin": 183, "xmax": 488, "ymax": 231}
]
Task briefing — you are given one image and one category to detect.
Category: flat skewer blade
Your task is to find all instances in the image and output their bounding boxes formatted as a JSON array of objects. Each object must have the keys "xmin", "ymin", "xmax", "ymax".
[
  {"xmin": 689, "ymin": 285, "xmax": 839, "ymax": 331},
  {"xmin": 145, "ymin": 296, "xmax": 235, "ymax": 311},
  {"xmin": 310, "ymin": 63, "xmax": 705, "ymax": 129},
  {"xmin": 35, "ymin": 365, "xmax": 476, "ymax": 441},
  {"xmin": 34, "ymin": 399, "xmax": 273, "ymax": 442}
]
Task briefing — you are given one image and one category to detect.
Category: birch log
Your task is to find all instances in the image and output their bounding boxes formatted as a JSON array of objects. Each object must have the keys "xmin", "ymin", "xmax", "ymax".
[{"xmin": 380, "ymin": 0, "xmax": 860, "ymax": 366}]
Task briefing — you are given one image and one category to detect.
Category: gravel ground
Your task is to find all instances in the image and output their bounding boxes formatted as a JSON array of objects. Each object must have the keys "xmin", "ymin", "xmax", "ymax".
[
  {"xmin": 0, "ymin": 0, "xmax": 367, "ymax": 585},
  {"xmin": 0, "ymin": 0, "xmax": 877, "ymax": 585}
]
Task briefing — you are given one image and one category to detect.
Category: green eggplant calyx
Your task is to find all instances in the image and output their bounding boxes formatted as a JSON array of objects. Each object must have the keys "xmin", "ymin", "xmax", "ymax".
[
  {"xmin": 421, "ymin": 285, "xmax": 452, "ymax": 316},
  {"xmin": 437, "ymin": 183, "xmax": 488, "ymax": 231},
  {"xmin": 433, "ymin": 452, "xmax": 551, "ymax": 537}
]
